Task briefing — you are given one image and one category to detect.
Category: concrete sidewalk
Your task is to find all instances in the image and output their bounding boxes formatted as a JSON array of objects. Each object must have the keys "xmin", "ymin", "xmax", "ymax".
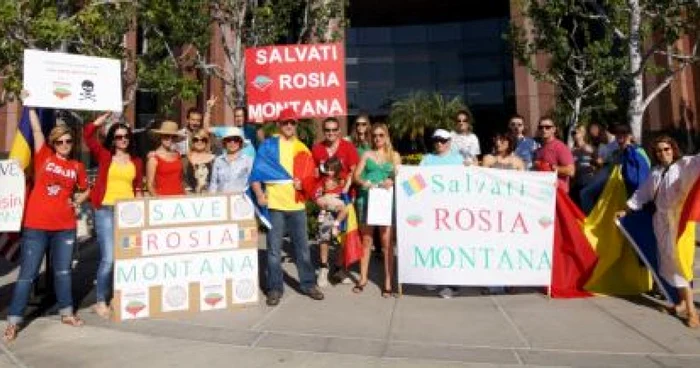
[{"xmin": 1, "ymin": 239, "xmax": 700, "ymax": 367}]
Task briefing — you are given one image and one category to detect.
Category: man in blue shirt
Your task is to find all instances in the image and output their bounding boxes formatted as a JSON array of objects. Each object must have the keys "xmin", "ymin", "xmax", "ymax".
[
  {"xmin": 509, "ymin": 114, "xmax": 539, "ymax": 170},
  {"xmin": 420, "ymin": 129, "xmax": 464, "ymax": 166}
]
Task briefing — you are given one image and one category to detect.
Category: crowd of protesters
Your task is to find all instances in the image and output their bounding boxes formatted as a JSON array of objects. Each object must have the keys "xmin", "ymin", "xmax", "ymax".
[{"xmin": 4, "ymin": 97, "xmax": 700, "ymax": 342}]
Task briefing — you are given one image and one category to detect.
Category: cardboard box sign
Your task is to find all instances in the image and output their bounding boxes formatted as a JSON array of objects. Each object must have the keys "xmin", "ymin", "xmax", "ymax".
[{"xmin": 112, "ymin": 193, "xmax": 259, "ymax": 321}]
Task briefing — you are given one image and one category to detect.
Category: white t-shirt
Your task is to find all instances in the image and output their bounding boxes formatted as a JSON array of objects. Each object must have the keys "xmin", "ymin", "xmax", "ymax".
[{"xmin": 450, "ymin": 132, "xmax": 480, "ymax": 164}]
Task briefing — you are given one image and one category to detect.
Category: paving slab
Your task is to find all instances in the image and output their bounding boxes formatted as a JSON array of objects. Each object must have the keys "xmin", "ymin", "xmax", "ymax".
[
  {"xmin": 385, "ymin": 341, "xmax": 521, "ymax": 365},
  {"xmin": 389, "ymin": 294, "xmax": 527, "ymax": 348},
  {"xmin": 496, "ymin": 294, "xmax": 668, "ymax": 353},
  {"xmin": 517, "ymin": 350, "xmax": 663, "ymax": 368}
]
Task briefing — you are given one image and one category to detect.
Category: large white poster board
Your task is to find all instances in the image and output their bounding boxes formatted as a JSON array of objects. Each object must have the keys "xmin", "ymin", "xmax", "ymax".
[
  {"xmin": 23, "ymin": 49, "xmax": 122, "ymax": 111},
  {"xmin": 396, "ymin": 166, "xmax": 557, "ymax": 286},
  {"xmin": 0, "ymin": 160, "xmax": 26, "ymax": 232}
]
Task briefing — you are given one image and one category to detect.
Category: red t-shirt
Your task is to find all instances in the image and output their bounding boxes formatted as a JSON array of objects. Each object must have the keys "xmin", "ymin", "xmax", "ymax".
[
  {"xmin": 535, "ymin": 138, "xmax": 575, "ymax": 193},
  {"xmin": 311, "ymin": 139, "xmax": 360, "ymax": 181},
  {"xmin": 24, "ymin": 145, "xmax": 88, "ymax": 230}
]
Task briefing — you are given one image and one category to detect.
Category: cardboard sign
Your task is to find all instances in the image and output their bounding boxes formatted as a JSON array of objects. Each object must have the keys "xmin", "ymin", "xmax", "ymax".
[
  {"xmin": 23, "ymin": 49, "xmax": 123, "ymax": 111},
  {"xmin": 396, "ymin": 166, "xmax": 557, "ymax": 286},
  {"xmin": 0, "ymin": 160, "xmax": 26, "ymax": 232},
  {"xmin": 245, "ymin": 42, "xmax": 346, "ymax": 122},
  {"xmin": 112, "ymin": 194, "xmax": 259, "ymax": 321}
]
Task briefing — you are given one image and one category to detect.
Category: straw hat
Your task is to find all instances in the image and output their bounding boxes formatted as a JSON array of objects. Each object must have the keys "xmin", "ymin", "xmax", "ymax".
[{"xmin": 151, "ymin": 120, "xmax": 186, "ymax": 137}]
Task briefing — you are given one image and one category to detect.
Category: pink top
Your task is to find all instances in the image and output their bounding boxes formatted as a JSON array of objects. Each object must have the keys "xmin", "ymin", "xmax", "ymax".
[{"xmin": 535, "ymin": 138, "xmax": 575, "ymax": 193}]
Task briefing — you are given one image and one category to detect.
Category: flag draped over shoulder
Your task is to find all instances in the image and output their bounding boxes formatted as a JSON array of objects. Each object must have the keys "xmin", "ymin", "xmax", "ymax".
[
  {"xmin": 584, "ymin": 165, "xmax": 652, "ymax": 295},
  {"xmin": 247, "ymin": 136, "xmax": 315, "ymax": 229},
  {"xmin": 550, "ymin": 187, "xmax": 598, "ymax": 298},
  {"xmin": 9, "ymin": 107, "xmax": 55, "ymax": 170}
]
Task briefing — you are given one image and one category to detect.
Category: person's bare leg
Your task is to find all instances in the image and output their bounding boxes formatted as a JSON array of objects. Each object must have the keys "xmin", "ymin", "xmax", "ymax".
[
  {"xmin": 679, "ymin": 287, "xmax": 699, "ymax": 327},
  {"xmin": 319, "ymin": 242, "xmax": 329, "ymax": 266},
  {"xmin": 353, "ymin": 225, "xmax": 372, "ymax": 293},
  {"xmin": 380, "ymin": 226, "xmax": 393, "ymax": 296}
]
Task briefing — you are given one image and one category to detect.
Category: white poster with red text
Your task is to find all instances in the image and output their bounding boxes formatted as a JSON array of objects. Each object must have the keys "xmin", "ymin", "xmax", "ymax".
[
  {"xmin": 245, "ymin": 43, "xmax": 346, "ymax": 122},
  {"xmin": 396, "ymin": 166, "xmax": 557, "ymax": 286}
]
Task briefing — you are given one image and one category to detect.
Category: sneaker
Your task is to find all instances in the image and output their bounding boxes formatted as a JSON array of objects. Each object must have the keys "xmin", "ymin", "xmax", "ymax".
[
  {"xmin": 317, "ymin": 267, "xmax": 329, "ymax": 288},
  {"xmin": 439, "ymin": 287, "xmax": 455, "ymax": 299},
  {"xmin": 266, "ymin": 290, "xmax": 282, "ymax": 307},
  {"xmin": 304, "ymin": 286, "xmax": 325, "ymax": 301}
]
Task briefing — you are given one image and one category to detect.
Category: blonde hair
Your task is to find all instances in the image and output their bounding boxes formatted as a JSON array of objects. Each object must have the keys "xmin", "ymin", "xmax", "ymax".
[
  {"xmin": 190, "ymin": 130, "xmax": 212, "ymax": 153},
  {"xmin": 48, "ymin": 125, "xmax": 74, "ymax": 147},
  {"xmin": 370, "ymin": 123, "xmax": 396, "ymax": 163}
]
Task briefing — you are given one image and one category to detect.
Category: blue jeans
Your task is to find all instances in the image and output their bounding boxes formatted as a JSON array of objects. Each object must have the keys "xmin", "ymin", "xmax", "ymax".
[
  {"xmin": 8, "ymin": 228, "xmax": 76, "ymax": 324},
  {"xmin": 266, "ymin": 209, "xmax": 315, "ymax": 293},
  {"xmin": 94, "ymin": 207, "xmax": 114, "ymax": 303}
]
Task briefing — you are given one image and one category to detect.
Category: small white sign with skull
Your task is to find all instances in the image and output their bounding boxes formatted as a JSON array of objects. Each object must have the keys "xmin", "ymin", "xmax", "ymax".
[{"xmin": 22, "ymin": 49, "xmax": 123, "ymax": 112}]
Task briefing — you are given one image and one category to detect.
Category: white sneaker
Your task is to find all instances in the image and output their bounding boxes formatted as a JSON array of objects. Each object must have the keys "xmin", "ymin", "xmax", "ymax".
[
  {"xmin": 439, "ymin": 287, "xmax": 456, "ymax": 299},
  {"xmin": 317, "ymin": 268, "xmax": 329, "ymax": 288}
]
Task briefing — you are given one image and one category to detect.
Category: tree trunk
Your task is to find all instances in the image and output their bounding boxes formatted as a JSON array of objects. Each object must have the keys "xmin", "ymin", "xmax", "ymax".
[{"xmin": 626, "ymin": 0, "xmax": 644, "ymax": 143}]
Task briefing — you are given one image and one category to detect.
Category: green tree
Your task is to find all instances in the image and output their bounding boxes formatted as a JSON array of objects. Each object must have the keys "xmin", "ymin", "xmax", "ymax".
[
  {"xmin": 506, "ymin": 0, "xmax": 622, "ymax": 138},
  {"xmin": 507, "ymin": 0, "xmax": 700, "ymax": 142},
  {"xmin": 387, "ymin": 91, "xmax": 468, "ymax": 153}
]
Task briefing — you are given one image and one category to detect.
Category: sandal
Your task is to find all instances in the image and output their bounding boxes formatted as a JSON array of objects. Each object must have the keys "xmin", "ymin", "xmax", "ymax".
[
  {"xmin": 92, "ymin": 303, "xmax": 112, "ymax": 319},
  {"xmin": 381, "ymin": 288, "xmax": 394, "ymax": 298},
  {"xmin": 3, "ymin": 323, "xmax": 18, "ymax": 342},
  {"xmin": 61, "ymin": 315, "xmax": 85, "ymax": 327},
  {"xmin": 686, "ymin": 314, "xmax": 700, "ymax": 329},
  {"xmin": 352, "ymin": 281, "xmax": 368, "ymax": 294}
]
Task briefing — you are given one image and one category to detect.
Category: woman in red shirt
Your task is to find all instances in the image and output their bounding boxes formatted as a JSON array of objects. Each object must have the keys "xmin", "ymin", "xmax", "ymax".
[
  {"xmin": 84, "ymin": 113, "xmax": 143, "ymax": 318},
  {"xmin": 146, "ymin": 121, "xmax": 186, "ymax": 196},
  {"xmin": 4, "ymin": 108, "xmax": 90, "ymax": 342}
]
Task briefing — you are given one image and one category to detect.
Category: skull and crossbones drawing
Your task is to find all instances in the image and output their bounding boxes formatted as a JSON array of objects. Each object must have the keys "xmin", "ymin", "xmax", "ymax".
[{"xmin": 79, "ymin": 80, "xmax": 96, "ymax": 102}]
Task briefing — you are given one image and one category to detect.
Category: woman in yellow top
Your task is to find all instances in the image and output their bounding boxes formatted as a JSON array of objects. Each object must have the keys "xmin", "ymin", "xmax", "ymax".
[{"xmin": 84, "ymin": 113, "xmax": 144, "ymax": 318}]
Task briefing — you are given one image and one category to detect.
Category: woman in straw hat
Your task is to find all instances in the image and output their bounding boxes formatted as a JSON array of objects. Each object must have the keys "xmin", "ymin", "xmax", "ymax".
[{"xmin": 146, "ymin": 120, "xmax": 186, "ymax": 196}]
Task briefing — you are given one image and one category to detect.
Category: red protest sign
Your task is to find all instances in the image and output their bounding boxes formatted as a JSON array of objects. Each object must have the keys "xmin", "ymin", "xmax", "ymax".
[{"xmin": 245, "ymin": 43, "xmax": 346, "ymax": 122}]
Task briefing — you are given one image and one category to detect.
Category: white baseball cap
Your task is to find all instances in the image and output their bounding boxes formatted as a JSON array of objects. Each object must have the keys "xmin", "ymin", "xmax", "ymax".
[{"xmin": 432, "ymin": 129, "xmax": 451, "ymax": 140}]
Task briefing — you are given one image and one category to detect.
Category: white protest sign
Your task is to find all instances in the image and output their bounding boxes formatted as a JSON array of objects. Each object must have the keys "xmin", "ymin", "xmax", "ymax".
[
  {"xmin": 23, "ymin": 49, "xmax": 122, "ymax": 111},
  {"xmin": 396, "ymin": 166, "xmax": 557, "ymax": 286},
  {"xmin": 0, "ymin": 160, "xmax": 26, "ymax": 232},
  {"xmin": 366, "ymin": 187, "xmax": 393, "ymax": 226}
]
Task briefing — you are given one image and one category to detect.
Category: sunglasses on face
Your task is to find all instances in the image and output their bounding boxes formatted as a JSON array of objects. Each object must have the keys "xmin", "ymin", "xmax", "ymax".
[
  {"xmin": 55, "ymin": 139, "xmax": 73, "ymax": 146},
  {"xmin": 538, "ymin": 125, "xmax": 554, "ymax": 130},
  {"xmin": 280, "ymin": 121, "xmax": 297, "ymax": 127},
  {"xmin": 114, "ymin": 134, "xmax": 130, "ymax": 141},
  {"xmin": 457, "ymin": 119, "xmax": 469, "ymax": 123},
  {"xmin": 356, "ymin": 121, "xmax": 369, "ymax": 126},
  {"xmin": 433, "ymin": 138, "xmax": 450, "ymax": 144},
  {"xmin": 192, "ymin": 137, "xmax": 208, "ymax": 143},
  {"xmin": 655, "ymin": 146, "xmax": 672, "ymax": 154},
  {"xmin": 224, "ymin": 136, "xmax": 243, "ymax": 144},
  {"xmin": 372, "ymin": 133, "xmax": 386, "ymax": 138},
  {"xmin": 324, "ymin": 127, "xmax": 340, "ymax": 133},
  {"xmin": 510, "ymin": 122, "xmax": 523, "ymax": 127}
]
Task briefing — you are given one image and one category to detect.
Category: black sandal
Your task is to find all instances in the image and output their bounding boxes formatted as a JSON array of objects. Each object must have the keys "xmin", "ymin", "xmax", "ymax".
[
  {"xmin": 352, "ymin": 281, "xmax": 367, "ymax": 294},
  {"xmin": 382, "ymin": 288, "xmax": 394, "ymax": 298}
]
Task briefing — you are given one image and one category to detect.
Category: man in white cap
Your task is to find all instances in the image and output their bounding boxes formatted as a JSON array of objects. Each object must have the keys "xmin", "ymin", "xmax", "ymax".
[
  {"xmin": 420, "ymin": 129, "xmax": 466, "ymax": 299},
  {"xmin": 208, "ymin": 127, "xmax": 254, "ymax": 194},
  {"xmin": 420, "ymin": 129, "xmax": 464, "ymax": 166}
]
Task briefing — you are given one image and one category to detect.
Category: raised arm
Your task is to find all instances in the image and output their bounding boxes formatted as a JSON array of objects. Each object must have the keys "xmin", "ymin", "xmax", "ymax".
[
  {"xmin": 28, "ymin": 108, "xmax": 45, "ymax": 153},
  {"xmin": 202, "ymin": 96, "xmax": 217, "ymax": 131},
  {"xmin": 83, "ymin": 113, "xmax": 111, "ymax": 158}
]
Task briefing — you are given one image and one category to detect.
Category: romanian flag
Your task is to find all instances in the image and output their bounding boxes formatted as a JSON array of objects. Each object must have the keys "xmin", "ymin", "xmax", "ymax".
[
  {"xmin": 337, "ymin": 194, "xmax": 363, "ymax": 268},
  {"xmin": 9, "ymin": 107, "xmax": 55, "ymax": 171},
  {"xmin": 401, "ymin": 174, "xmax": 427, "ymax": 197},
  {"xmin": 550, "ymin": 187, "xmax": 598, "ymax": 298},
  {"xmin": 583, "ymin": 165, "xmax": 652, "ymax": 295},
  {"xmin": 674, "ymin": 173, "xmax": 700, "ymax": 283},
  {"xmin": 248, "ymin": 136, "xmax": 315, "ymax": 229}
]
